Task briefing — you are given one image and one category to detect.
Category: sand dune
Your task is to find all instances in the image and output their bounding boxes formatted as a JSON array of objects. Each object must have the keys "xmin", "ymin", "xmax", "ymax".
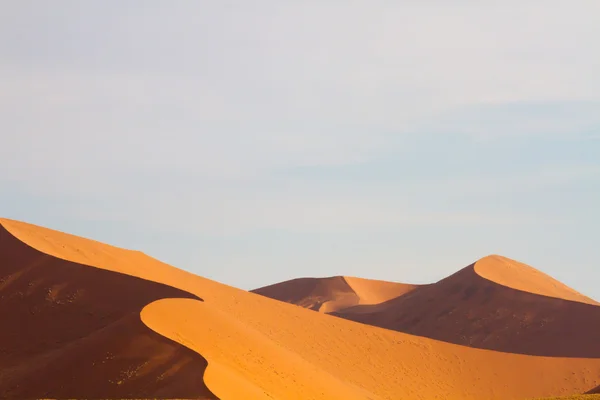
[
  {"xmin": 251, "ymin": 275, "xmax": 417, "ymax": 313},
  {"xmin": 335, "ymin": 256, "xmax": 600, "ymax": 357},
  {"xmin": 256, "ymin": 255, "xmax": 600, "ymax": 357},
  {"xmin": 344, "ymin": 276, "xmax": 420, "ymax": 304},
  {"xmin": 2, "ymin": 217, "xmax": 600, "ymax": 399},
  {"xmin": 0, "ymin": 221, "xmax": 216, "ymax": 399},
  {"xmin": 475, "ymin": 255, "xmax": 598, "ymax": 305}
]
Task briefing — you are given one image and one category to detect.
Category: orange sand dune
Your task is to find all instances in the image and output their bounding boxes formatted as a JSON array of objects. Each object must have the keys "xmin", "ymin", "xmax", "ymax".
[
  {"xmin": 251, "ymin": 275, "xmax": 418, "ymax": 313},
  {"xmin": 0, "ymin": 221, "xmax": 216, "ymax": 399},
  {"xmin": 333, "ymin": 256, "xmax": 600, "ymax": 357},
  {"xmin": 2, "ymin": 218, "xmax": 600, "ymax": 399},
  {"xmin": 256, "ymin": 255, "xmax": 600, "ymax": 357},
  {"xmin": 475, "ymin": 255, "xmax": 598, "ymax": 305}
]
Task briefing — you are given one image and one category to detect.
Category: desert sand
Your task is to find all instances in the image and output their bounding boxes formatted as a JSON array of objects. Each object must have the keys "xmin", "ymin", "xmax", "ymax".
[
  {"xmin": 252, "ymin": 275, "xmax": 418, "ymax": 313},
  {"xmin": 256, "ymin": 256, "xmax": 600, "ymax": 357},
  {"xmin": 1, "ymin": 217, "xmax": 599, "ymax": 399},
  {"xmin": 474, "ymin": 255, "xmax": 598, "ymax": 305},
  {"xmin": 0, "ymin": 220, "xmax": 216, "ymax": 399}
]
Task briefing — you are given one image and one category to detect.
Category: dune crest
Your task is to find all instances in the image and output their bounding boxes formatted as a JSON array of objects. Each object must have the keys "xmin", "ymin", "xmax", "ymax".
[
  {"xmin": 0, "ymin": 220, "xmax": 217, "ymax": 399},
  {"xmin": 2, "ymin": 218, "xmax": 600, "ymax": 399},
  {"xmin": 252, "ymin": 275, "xmax": 418, "ymax": 313},
  {"xmin": 342, "ymin": 276, "xmax": 418, "ymax": 305},
  {"xmin": 337, "ymin": 261, "xmax": 600, "ymax": 357},
  {"xmin": 474, "ymin": 255, "xmax": 598, "ymax": 305},
  {"xmin": 251, "ymin": 276, "xmax": 359, "ymax": 312}
]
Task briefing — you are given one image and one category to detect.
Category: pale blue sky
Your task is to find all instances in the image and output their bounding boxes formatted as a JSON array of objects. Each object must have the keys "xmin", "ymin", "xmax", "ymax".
[{"xmin": 1, "ymin": 2, "xmax": 599, "ymax": 298}]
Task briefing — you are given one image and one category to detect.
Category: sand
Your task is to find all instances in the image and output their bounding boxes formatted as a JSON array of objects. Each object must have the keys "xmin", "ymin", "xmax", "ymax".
[
  {"xmin": 475, "ymin": 255, "xmax": 598, "ymax": 305},
  {"xmin": 257, "ymin": 255, "xmax": 600, "ymax": 357},
  {"xmin": 541, "ymin": 396, "xmax": 600, "ymax": 400},
  {"xmin": 1, "ymin": 217, "xmax": 600, "ymax": 399},
  {"xmin": 0, "ymin": 221, "xmax": 216, "ymax": 399},
  {"xmin": 251, "ymin": 276, "xmax": 418, "ymax": 313}
]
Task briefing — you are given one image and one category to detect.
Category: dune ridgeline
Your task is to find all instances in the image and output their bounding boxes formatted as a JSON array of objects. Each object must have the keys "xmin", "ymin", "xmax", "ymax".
[{"xmin": 1, "ymin": 217, "xmax": 599, "ymax": 399}]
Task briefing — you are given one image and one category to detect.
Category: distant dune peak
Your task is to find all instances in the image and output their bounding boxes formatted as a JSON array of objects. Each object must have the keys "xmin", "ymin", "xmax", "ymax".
[
  {"xmin": 474, "ymin": 254, "xmax": 598, "ymax": 305},
  {"xmin": 251, "ymin": 275, "xmax": 418, "ymax": 313},
  {"xmin": 250, "ymin": 276, "xmax": 354, "ymax": 312},
  {"xmin": 343, "ymin": 276, "xmax": 419, "ymax": 304},
  {"xmin": 255, "ymin": 254, "xmax": 600, "ymax": 358}
]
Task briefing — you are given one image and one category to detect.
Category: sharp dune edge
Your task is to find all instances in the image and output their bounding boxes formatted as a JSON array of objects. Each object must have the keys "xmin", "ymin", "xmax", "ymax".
[
  {"xmin": 474, "ymin": 255, "xmax": 598, "ymax": 306},
  {"xmin": 1, "ymin": 218, "xmax": 600, "ymax": 399},
  {"xmin": 0, "ymin": 220, "xmax": 217, "ymax": 399}
]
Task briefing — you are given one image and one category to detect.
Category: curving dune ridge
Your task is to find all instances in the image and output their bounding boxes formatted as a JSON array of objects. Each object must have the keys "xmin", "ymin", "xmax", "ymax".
[
  {"xmin": 0, "ymin": 220, "xmax": 217, "ymax": 399},
  {"xmin": 2, "ymin": 217, "xmax": 600, "ymax": 399},
  {"xmin": 336, "ymin": 256, "xmax": 600, "ymax": 357},
  {"xmin": 256, "ymin": 255, "xmax": 600, "ymax": 358},
  {"xmin": 475, "ymin": 255, "xmax": 598, "ymax": 305}
]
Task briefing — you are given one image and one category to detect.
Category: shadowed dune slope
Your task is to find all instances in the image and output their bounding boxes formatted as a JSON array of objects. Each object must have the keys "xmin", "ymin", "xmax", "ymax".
[
  {"xmin": 0, "ymin": 221, "xmax": 217, "ymax": 399},
  {"xmin": 334, "ymin": 256, "xmax": 600, "ymax": 357},
  {"xmin": 589, "ymin": 385, "xmax": 600, "ymax": 394},
  {"xmin": 3, "ymin": 218, "xmax": 600, "ymax": 399},
  {"xmin": 251, "ymin": 275, "xmax": 418, "ymax": 313}
]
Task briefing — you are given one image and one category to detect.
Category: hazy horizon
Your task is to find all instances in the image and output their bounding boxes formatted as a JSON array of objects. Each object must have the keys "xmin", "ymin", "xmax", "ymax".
[{"xmin": 1, "ymin": 2, "xmax": 599, "ymax": 298}]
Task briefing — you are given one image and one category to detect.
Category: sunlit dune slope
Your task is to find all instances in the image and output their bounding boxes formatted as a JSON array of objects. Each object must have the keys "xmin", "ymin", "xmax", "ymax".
[
  {"xmin": 251, "ymin": 275, "xmax": 418, "ymax": 313},
  {"xmin": 143, "ymin": 295, "xmax": 600, "ymax": 400},
  {"xmin": 2, "ymin": 218, "xmax": 600, "ymax": 400},
  {"xmin": 344, "ymin": 276, "xmax": 419, "ymax": 304},
  {"xmin": 475, "ymin": 255, "xmax": 598, "ymax": 305},
  {"xmin": 333, "ymin": 256, "xmax": 600, "ymax": 357},
  {"xmin": 0, "ymin": 221, "xmax": 216, "ymax": 399}
]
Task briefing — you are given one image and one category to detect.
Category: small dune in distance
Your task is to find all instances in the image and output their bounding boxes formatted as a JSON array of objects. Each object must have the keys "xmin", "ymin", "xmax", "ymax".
[{"xmin": 1, "ymin": 217, "xmax": 599, "ymax": 399}]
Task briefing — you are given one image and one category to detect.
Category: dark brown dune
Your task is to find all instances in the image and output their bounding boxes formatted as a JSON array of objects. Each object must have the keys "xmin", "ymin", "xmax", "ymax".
[
  {"xmin": 333, "ymin": 259, "xmax": 600, "ymax": 357},
  {"xmin": 0, "ymin": 223, "xmax": 217, "ymax": 399}
]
